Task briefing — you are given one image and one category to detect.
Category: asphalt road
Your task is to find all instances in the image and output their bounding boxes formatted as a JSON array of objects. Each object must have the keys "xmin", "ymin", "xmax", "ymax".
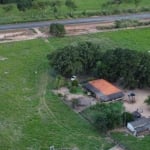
[{"xmin": 0, "ymin": 13, "xmax": 150, "ymax": 30}]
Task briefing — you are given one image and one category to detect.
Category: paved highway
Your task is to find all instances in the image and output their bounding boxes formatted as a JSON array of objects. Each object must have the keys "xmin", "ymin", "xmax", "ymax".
[{"xmin": 0, "ymin": 13, "xmax": 150, "ymax": 30}]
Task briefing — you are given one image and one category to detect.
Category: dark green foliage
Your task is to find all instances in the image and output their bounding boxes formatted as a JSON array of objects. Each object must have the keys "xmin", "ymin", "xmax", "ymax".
[
  {"xmin": 17, "ymin": 0, "xmax": 33, "ymax": 11},
  {"xmin": 71, "ymin": 79, "xmax": 78, "ymax": 87},
  {"xmin": 49, "ymin": 23, "xmax": 66, "ymax": 37},
  {"xmin": 145, "ymin": 96, "xmax": 150, "ymax": 105},
  {"xmin": 0, "ymin": 0, "xmax": 16, "ymax": 4},
  {"xmin": 48, "ymin": 40, "xmax": 102, "ymax": 76},
  {"xmin": 91, "ymin": 102, "xmax": 124, "ymax": 132},
  {"xmin": 48, "ymin": 41, "xmax": 150, "ymax": 88},
  {"xmin": 70, "ymin": 86, "xmax": 78, "ymax": 93},
  {"xmin": 96, "ymin": 48, "xmax": 150, "ymax": 88},
  {"xmin": 122, "ymin": 112, "xmax": 134, "ymax": 126},
  {"xmin": 0, "ymin": 0, "xmax": 33, "ymax": 11}
]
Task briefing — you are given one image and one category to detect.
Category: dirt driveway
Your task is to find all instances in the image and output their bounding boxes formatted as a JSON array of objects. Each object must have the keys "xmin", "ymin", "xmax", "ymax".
[{"xmin": 123, "ymin": 89, "xmax": 150, "ymax": 117}]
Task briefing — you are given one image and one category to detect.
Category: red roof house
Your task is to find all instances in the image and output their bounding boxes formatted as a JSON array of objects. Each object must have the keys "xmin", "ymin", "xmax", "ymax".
[{"xmin": 84, "ymin": 79, "xmax": 124, "ymax": 102}]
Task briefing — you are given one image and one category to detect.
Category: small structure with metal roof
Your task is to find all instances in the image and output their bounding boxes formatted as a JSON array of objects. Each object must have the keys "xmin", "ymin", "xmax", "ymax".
[
  {"xmin": 83, "ymin": 79, "xmax": 124, "ymax": 102},
  {"xmin": 127, "ymin": 117, "xmax": 150, "ymax": 136}
]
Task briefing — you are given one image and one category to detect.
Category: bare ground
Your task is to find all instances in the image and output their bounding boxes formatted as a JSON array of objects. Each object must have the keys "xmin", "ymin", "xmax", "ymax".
[
  {"xmin": 0, "ymin": 28, "xmax": 49, "ymax": 43},
  {"xmin": 123, "ymin": 88, "xmax": 150, "ymax": 117},
  {"xmin": 0, "ymin": 19, "xmax": 150, "ymax": 43}
]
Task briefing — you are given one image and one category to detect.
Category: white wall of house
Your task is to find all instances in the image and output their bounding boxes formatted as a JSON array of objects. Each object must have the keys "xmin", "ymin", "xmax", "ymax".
[{"xmin": 127, "ymin": 123, "xmax": 135, "ymax": 132}]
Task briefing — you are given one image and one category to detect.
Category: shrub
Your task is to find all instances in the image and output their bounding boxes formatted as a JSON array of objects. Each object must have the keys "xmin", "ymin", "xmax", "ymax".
[
  {"xmin": 70, "ymin": 86, "xmax": 77, "ymax": 93},
  {"xmin": 115, "ymin": 19, "xmax": 139, "ymax": 28},
  {"xmin": 122, "ymin": 112, "xmax": 134, "ymax": 126},
  {"xmin": 17, "ymin": 0, "xmax": 33, "ymax": 11},
  {"xmin": 49, "ymin": 23, "xmax": 66, "ymax": 37},
  {"xmin": 92, "ymin": 102, "xmax": 124, "ymax": 132},
  {"xmin": 71, "ymin": 79, "xmax": 78, "ymax": 87}
]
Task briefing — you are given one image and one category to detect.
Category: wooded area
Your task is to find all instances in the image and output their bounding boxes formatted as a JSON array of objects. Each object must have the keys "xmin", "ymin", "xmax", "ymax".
[{"xmin": 48, "ymin": 40, "xmax": 150, "ymax": 89}]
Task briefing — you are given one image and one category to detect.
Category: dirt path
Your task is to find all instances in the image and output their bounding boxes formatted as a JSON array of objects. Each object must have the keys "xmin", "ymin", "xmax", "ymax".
[
  {"xmin": 0, "ymin": 21, "xmax": 150, "ymax": 43},
  {"xmin": 37, "ymin": 72, "xmax": 63, "ymax": 127}
]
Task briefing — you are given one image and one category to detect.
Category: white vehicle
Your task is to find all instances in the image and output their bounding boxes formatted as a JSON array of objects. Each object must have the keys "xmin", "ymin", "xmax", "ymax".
[{"xmin": 71, "ymin": 75, "xmax": 77, "ymax": 81}]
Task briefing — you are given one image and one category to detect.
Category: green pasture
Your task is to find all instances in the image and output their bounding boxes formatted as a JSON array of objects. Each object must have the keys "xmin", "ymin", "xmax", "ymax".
[
  {"xmin": 111, "ymin": 132, "xmax": 150, "ymax": 150},
  {"xmin": 0, "ymin": 27, "xmax": 150, "ymax": 149}
]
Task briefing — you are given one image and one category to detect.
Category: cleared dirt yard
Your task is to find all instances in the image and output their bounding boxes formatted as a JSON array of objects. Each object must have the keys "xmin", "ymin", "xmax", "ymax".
[{"xmin": 124, "ymin": 89, "xmax": 150, "ymax": 117}]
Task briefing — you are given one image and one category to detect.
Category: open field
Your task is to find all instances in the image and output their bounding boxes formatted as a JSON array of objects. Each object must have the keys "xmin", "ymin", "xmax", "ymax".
[
  {"xmin": 0, "ymin": 28, "xmax": 150, "ymax": 149},
  {"xmin": 0, "ymin": 39, "xmax": 112, "ymax": 150},
  {"xmin": 111, "ymin": 132, "xmax": 150, "ymax": 150},
  {"xmin": 0, "ymin": 0, "xmax": 150, "ymax": 24}
]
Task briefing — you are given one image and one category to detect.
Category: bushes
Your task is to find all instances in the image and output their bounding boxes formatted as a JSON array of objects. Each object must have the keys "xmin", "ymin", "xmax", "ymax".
[
  {"xmin": 91, "ymin": 102, "xmax": 124, "ymax": 132},
  {"xmin": 49, "ymin": 23, "xmax": 66, "ymax": 37},
  {"xmin": 115, "ymin": 19, "xmax": 139, "ymax": 28},
  {"xmin": 47, "ymin": 40, "xmax": 102, "ymax": 76},
  {"xmin": 17, "ymin": 0, "xmax": 33, "ymax": 11},
  {"xmin": 122, "ymin": 112, "xmax": 134, "ymax": 126}
]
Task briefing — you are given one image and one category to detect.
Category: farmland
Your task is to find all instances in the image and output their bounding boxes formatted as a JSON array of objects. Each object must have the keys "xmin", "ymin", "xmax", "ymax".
[
  {"xmin": 0, "ymin": 0, "xmax": 150, "ymax": 24},
  {"xmin": 0, "ymin": 27, "xmax": 150, "ymax": 149}
]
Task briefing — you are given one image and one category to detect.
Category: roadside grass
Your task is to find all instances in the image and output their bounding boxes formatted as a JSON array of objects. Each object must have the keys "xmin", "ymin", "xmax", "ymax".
[
  {"xmin": 0, "ymin": 28, "xmax": 150, "ymax": 149},
  {"xmin": 111, "ymin": 132, "xmax": 150, "ymax": 150},
  {"xmin": 0, "ymin": 0, "xmax": 150, "ymax": 24}
]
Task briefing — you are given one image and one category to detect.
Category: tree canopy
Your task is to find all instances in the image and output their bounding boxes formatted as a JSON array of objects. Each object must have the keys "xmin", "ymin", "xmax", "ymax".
[
  {"xmin": 47, "ymin": 40, "xmax": 102, "ymax": 77},
  {"xmin": 48, "ymin": 40, "xmax": 150, "ymax": 88},
  {"xmin": 89, "ymin": 102, "xmax": 124, "ymax": 132}
]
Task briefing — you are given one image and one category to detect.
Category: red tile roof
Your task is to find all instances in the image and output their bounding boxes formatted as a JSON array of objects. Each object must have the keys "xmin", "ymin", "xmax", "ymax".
[{"xmin": 89, "ymin": 79, "xmax": 121, "ymax": 96}]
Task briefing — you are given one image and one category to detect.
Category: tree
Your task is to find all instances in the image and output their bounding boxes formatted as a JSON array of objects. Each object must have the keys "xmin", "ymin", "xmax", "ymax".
[
  {"xmin": 145, "ymin": 96, "xmax": 150, "ymax": 105},
  {"xmin": 0, "ymin": 0, "xmax": 17, "ymax": 4},
  {"xmin": 17, "ymin": 0, "xmax": 33, "ymax": 11},
  {"xmin": 93, "ymin": 102, "xmax": 124, "ymax": 132},
  {"xmin": 48, "ymin": 41, "xmax": 150, "ymax": 88},
  {"xmin": 49, "ymin": 23, "xmax": 66, "ymax": 37},
  {"xmin": 47, "ymin": 40, "xmax": 102, "ymax": 77},
  {"xmin": 65, "ymin": 0, "xmax": 77, "ymax": 17},
  {"xmin": 122, "ymin": 112, "xmax": 134, "ymax": 126}
]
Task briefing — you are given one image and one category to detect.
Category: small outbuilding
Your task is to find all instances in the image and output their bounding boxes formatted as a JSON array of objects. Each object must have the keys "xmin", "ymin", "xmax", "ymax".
[
  {"xmin": 77, "ymin": 97, "xmax": 93, "ymax": 106},
  {"xmin": 83, "ymin": 79, "xmax": 124, "ymax": 102},
  {"xmin": 127, "ymin": 117, "xmax": 150, "ymax": 136}
]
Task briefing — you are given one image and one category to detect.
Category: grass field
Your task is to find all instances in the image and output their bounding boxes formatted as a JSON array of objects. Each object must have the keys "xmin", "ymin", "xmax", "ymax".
[
  {"xmin": 0, "ymin": 0, "xmax": 150, "ymax": 24},
  {"xmin": 111, "ymin": 132, "xmax": 150, "ymax": 150},
  {"xmin": 0, "ymin": 27, "xmax": 150, "ymax": 149},
  {"xmin": 0, "ymin": 39, "xmax": 112, "ymax": 150}
]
